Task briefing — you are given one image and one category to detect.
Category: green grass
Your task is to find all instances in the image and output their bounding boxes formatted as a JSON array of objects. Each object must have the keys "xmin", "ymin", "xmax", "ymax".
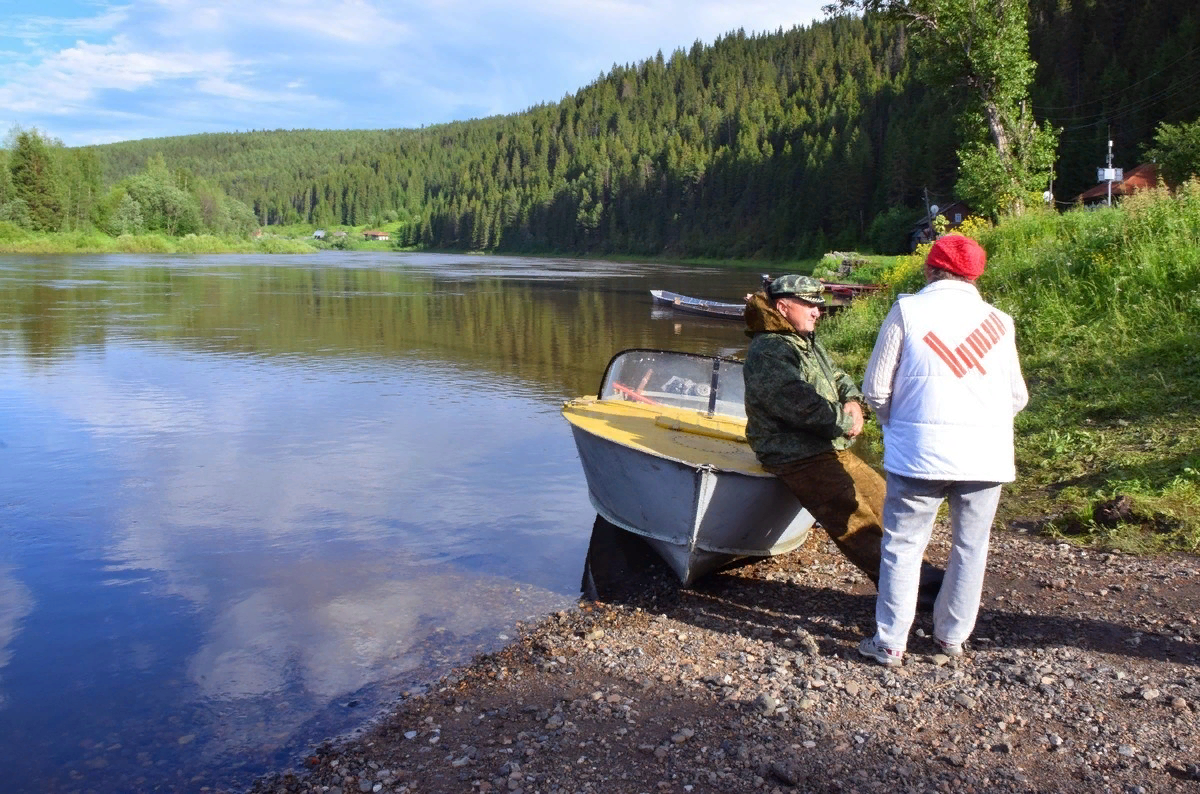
[
  {"xmin": 0, "ymin": 229, "xmax": 319, "ymax": 254},
  {"xmin": 822, "ymin": 183, "xmax": 1200, "ymax": 552},
  {"xmin": 811, "ymin": 252, "xmax": 904, "ymax": 285}
]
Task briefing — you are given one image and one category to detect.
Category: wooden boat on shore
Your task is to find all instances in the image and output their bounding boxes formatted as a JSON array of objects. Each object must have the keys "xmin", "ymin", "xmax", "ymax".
[
  {"xmin": 820, "ymin": 280, "xmax": 884, "ymax": 299},
  {"xmin": 562, "ymin": 349, "xmax": 814, "ymax": 586},
  {"xmin": 649, "ymin": 290, "xmax": 745, "ymax": 320}
]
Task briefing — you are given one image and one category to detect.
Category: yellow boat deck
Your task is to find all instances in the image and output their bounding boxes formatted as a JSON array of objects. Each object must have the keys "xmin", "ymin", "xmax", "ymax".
[{"xmin": 561, "ymin": 396, "xmax": 769, "ymax": 476}]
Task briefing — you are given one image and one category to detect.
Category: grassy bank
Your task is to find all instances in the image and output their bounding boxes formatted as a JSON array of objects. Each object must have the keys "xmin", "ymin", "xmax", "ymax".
[
  {"xmin": 823, "ymin": 184, "xmax": 1200, "ymax": 553},
  {"xmin": 0, "ymin": 223, "xmax": 318, "ymax": 254},
  {"xmin": 0, "ymin": 218, "xmax": 907, "ymax": 278}
]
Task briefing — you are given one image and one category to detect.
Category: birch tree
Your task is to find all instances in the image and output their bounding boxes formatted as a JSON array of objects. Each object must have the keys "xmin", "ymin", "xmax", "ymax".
[{"xmin": 828, "ymin": 0, "xmax": 1059, "ymax": 216}]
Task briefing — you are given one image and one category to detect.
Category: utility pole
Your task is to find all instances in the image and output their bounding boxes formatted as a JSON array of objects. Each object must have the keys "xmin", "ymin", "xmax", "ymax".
[
  {"xmin": 1107, "ymin": 139, "xmax": 1113, "ymax": 207},
  {"xmin": 1098, "ymin": 138, "xmax": 1123, "ymax": 207},
  {"xmin": 923, "ymin": 187, "xmax": 932, "ymax": 241}
]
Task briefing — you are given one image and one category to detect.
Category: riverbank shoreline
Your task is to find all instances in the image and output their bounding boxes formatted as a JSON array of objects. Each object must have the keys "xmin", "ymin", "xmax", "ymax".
[
  {"xmin": 0, "ymin": 236, "xmax": 862, "ymax": 277},
  {"xmin": 244, "ymin": 522, "xmax": 1200, "ymax": 794},
  {"xmin": 0, "ymin": 232, "xmax": 320, "ymax": 255}
]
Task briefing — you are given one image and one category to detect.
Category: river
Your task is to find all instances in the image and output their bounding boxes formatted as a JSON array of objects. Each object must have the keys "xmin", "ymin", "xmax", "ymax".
[{"xmin": 0, "ymin": 251, "xmax": 763, "ymax": 792}]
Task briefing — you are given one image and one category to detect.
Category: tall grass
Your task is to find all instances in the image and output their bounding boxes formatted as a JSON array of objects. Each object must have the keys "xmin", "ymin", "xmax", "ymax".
[
  {"xmin": 249, "ymin": 236, "xmax": 318, "ymax": 254},
  {"xmin": 823, "ymin": 183, "xmax": 1200, "ymax": 551},
  {"xmin": 0, "ymin": 230, "xmax": 319, "ymax": 254}
]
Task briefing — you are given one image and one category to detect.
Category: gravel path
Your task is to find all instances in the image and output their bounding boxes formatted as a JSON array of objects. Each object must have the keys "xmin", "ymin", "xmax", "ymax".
[{"xmin": 247, "ymin": 522, "xmax": 1200, "ymax": 794}]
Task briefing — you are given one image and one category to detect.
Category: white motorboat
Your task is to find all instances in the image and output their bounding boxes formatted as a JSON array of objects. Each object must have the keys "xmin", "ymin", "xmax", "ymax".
[{"xmin": 562, "ymin": 349, "xmax": 814, "ymax": 586}]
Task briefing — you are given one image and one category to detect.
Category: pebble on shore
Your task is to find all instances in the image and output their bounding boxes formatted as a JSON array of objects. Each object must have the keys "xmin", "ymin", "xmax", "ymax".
[{"xmin": 246, "ymin": 527, "xmax": 1200, "ymax": 794}]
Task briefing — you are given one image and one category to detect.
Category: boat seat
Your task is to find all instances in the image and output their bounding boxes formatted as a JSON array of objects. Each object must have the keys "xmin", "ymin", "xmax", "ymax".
[{"xmin": 654, "ymin": 414, "xmax": 746, "ymax": 443}]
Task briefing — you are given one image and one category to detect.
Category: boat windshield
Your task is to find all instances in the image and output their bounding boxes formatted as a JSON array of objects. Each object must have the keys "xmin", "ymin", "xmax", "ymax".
[{"xmin": 597, "ymin": 349, "xmax": 746, "ymax": 419}]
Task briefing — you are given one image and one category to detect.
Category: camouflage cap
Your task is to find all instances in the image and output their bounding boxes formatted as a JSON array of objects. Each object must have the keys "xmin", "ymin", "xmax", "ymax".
[{"xmin": 766, "ymin": 274, "xmax": 825, "ymax": 305}]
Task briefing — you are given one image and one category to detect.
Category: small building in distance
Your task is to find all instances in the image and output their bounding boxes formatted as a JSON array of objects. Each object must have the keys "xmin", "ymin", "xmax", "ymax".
[
  {"xmin": 362, "ymin": 230, "xmax": 390, "ymax": 241},
  {"xmin": 312, "ymin": 229, "xmax": 326, "ymax": 239},
  {"xmin": 910, "ymin": 200, "xmax": 972, "ymax": 251},
  {"xmin": 1074, "ymin": 163, "xmax": 1161, "ymax": 207}
]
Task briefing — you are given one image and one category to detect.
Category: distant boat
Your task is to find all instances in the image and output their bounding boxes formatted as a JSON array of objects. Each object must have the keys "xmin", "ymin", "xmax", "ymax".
[
  {"xmin": 562, "ymin": 348, "xmax": 814, "ymax": 586},
  {"xmin": 649, "ymin": 289, "xmax": 745, "ymax": 320},
  {"xmin": 652, "ymin": 283, "xmax": 881, "ymax": 322},
  {"xmin": 820, "ymin": 280, "xmax": 884, "ymax": 299}
]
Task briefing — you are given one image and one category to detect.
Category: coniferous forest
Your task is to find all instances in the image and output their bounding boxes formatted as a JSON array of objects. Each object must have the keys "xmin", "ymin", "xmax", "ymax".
[{"xmin": 5, "ymin": 0, "xmax": 1199, "ymax": 257}]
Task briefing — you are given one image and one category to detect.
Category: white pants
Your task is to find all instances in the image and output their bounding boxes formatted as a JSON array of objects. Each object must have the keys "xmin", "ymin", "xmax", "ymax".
[{"xmin": 873, "ymin": 474, "xmax": 1004, "ymax": 652}]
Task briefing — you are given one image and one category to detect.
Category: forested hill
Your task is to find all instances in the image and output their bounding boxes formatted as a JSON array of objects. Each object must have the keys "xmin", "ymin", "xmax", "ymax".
[{"xmin": 87, "ymin": 0, "xmax": 1198, "ymax": 257}]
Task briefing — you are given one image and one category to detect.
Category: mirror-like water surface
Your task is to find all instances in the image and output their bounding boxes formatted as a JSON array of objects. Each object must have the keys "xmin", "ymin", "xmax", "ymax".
[
  {"xmin": 2, "ymin": 251, "xmax": 758, "ymax": 791},
  {"xmin": 0, "ymin": 251, "xmax": 759, "ymax": 791}
]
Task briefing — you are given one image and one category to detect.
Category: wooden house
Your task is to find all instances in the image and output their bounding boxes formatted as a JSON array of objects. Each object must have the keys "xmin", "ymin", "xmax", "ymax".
[
  {"xmin": 910, "ymin": 200, "xmax": 972, "ymax": 251},
  {"xmin": 1074, "ymin": 163, "xmax": 1161, "ymax": 206},
  {"xmin": 362, "ymin": 230, "xmax": 390, "ymax": 241}
]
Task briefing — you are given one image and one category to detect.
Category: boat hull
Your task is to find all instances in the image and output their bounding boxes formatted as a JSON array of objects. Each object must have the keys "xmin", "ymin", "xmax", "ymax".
[
  {"xmin": 650, "ymin": 289, "xmax": 745, "ymax": 320},
  {"xmin": 567, "ymin": 423, "xmax": 814, "ymax": 586}
]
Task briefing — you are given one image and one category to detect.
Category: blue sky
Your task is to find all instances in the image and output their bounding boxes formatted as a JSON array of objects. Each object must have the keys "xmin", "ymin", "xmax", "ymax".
[{"xmin": 1, "ymin": 1, "xmax": 828, "ymax": 147}]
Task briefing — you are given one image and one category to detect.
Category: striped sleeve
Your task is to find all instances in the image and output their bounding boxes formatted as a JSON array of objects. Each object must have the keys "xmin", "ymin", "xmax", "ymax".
[{"xmin": 862, "ymin": 302, "xmax": 904, "ymax": 424}]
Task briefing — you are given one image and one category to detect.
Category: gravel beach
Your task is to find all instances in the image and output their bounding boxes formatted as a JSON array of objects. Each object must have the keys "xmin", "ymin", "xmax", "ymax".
[{"xmin": 247, "ymin": 519, "xmax": 1200, "ymax": 794}]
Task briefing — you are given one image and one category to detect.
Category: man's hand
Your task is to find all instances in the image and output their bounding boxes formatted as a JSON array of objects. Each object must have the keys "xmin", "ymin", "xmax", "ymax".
[{"xmin": 843, "ymin": 400, "xmax": 865, "ymax": 438}]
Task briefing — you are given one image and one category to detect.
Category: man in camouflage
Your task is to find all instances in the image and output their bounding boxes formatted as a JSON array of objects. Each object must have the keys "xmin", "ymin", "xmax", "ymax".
[{"xmin": 743, "ymin": 275, "xmax": 940, "ymax": 594}]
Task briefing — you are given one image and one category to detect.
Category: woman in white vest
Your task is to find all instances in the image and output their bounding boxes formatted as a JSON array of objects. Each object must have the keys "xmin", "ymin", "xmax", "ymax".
[{"xmin": 857, "ymin": 235, "xmax": 1029, "ymax": 666}]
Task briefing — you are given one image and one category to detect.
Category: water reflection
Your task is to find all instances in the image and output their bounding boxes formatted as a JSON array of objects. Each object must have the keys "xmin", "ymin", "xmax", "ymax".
[
  {"xmin": 189, "ymin": 565, "xmax": 564, "ymax": 702},
  {"xmin": 0, "ymin": 252, "xmax": 759, "ymax": 792},
  {"xmin": 0, "ymin": 253, "xmax": 758, "ymax": 398},
  {"xmin": 579, "ymin": 516, "xmax": 674, "ymax": 604},
  {"xmin": 0, "ymin": 566, "xmax": 34, "ymax": 710}
]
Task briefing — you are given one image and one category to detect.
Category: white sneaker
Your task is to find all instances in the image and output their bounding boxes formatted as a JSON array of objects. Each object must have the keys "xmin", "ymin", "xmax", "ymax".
[
  {"xmin": 858, "ymin": 637, "xmax": 903, "ymax": 667},
  {"xmin": 934, "ymin": 637, "xmax": 964, "ymax": 658}
]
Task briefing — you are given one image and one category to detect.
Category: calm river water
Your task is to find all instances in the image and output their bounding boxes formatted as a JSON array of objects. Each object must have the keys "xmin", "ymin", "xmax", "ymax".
[{"xmin": 0, "ymin": 251, "xmax": 761, "ymax": 792}]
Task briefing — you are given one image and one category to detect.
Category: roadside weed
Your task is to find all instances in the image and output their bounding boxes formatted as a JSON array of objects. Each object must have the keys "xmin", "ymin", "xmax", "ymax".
[{"xmin": 823, "ymin": 182, "xmax": 1200, "ymax": 552}]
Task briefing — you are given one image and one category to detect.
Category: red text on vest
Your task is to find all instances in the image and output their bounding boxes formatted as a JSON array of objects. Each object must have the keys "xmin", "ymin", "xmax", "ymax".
[{"xmin": 921, "ymin": 312, "xmax": 1006, "ymax": 378}]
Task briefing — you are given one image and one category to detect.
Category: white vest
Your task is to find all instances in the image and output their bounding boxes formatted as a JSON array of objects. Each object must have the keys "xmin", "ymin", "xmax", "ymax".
[{"xmin": 883, "ymin": 281, "xmax": 1022, "ymax": 482}]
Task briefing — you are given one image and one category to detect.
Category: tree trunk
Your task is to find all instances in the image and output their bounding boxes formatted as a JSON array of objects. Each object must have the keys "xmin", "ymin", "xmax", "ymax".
[{"xmin": 983, "ymin": 100, "xmax": 1025, "ymax": 215}]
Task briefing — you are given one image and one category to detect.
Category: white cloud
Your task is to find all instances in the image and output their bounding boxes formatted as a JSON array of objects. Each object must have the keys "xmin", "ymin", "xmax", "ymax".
[
  {"xmin": 141, "ymin": 0, "xmax": 411, "ymax": 45},
  {"xmin": 0, "ymin": 566, "xmax": 35, "ymax": 709},
  {"xmin": 187, "ymin": 570, "xmax": 571, "ymax": 703},
  {"xmin": 195, "ymin": 76, "xmax": 312, "ymax": 103},
  {"xmin": 257, "ymin": 1, "xmax": 411, "ymax": 44},
  {"xmin": 0, "ymin": 0, "xmax": 830, "ymax": 143},
  {"xmin": 0, "ymin": 37, "xmax": 236, "ymax": 113},
  {"xmin": 504, "ymin": 0, "xmax": 821, "ymax": 41},
  {"xmin": 0, "ymin": 6, "xmax": 130, "ymax": 41}
]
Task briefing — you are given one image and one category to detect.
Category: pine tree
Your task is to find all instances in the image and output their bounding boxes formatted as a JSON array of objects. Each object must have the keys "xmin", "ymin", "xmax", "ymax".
[{"xmin": 9, "ymin": 129, "xmax": 64, "ymax": 231}]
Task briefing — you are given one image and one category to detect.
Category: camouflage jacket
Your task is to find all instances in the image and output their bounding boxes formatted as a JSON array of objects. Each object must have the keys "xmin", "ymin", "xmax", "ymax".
[{"xmin": 742, "ymin": 292, "xmax": 863, "ymax": 467}]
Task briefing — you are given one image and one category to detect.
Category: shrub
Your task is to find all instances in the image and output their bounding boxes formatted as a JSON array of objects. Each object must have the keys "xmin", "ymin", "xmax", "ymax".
[
  {"xmin": 0, "ymin": 219, "xmax": 30, "ymax": 242},
  {"xmin": 254, "ymin": 237, "xmax": 318, "ymax": 254},
  {"xmin": 114, "ymin": 234, "xmax": 173, "ymax": 253},
  {"xmin": 175, "ymin": 234, "xmax": 228, "ymax": 253},
  {"xmin": 866, "ymin": 206, "xmax": 922, "ymax": 254}
]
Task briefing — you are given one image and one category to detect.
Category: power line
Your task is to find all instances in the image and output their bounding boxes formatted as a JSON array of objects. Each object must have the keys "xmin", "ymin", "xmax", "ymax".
[
  {"xmin": 1047, "ymin": 68, "xmax": 1200, "ymax": 122},
  {"xmin": 1053, "ymin": 91, "xmax": 1200, "ymax": 144},
  {"xmin": 1041, "ymin": 71, "xmax": 1200, "ymax": 131},
  {"xmin": 1034, "ymin": 46, "xmax": 1199, "ymax": 112}
]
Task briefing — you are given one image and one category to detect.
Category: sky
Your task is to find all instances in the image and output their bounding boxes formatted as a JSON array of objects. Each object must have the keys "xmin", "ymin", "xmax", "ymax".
[{"xmin": 0, "ymin": 0, "xmax": 829, "ymax": 147}]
